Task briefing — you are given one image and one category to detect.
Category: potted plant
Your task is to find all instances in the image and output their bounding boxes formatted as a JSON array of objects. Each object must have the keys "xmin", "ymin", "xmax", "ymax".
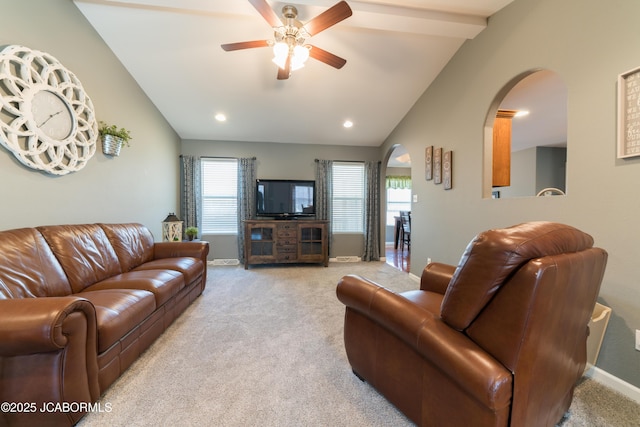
[
  {"xmin": 185, "ymin": 226, "xmax": 198, "ymax": 241},
  {"xmin": 99, "ymin": 121, "xmax": 133, "ymax": 156}
]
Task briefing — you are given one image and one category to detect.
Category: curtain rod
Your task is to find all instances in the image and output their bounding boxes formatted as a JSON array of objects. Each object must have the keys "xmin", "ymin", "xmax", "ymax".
[
  {"xmin": 188, "ymin": 155, "xmax": 256, "ymax": 160},
  {"xmin": 315, "ymin": 159, "xmax": 380, "ymax": 164}
]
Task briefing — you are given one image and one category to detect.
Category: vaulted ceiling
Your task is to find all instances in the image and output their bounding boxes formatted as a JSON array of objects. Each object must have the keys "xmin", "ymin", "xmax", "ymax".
[{"xmin": 74, "ymin": 0, "xmax": 515, "ymax": 147}]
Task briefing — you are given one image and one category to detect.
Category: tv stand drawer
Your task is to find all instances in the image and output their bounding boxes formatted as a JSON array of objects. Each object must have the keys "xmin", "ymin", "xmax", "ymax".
[{"xmin": 277, "ymin": 244, "xmax": 297, "ymax": 254}]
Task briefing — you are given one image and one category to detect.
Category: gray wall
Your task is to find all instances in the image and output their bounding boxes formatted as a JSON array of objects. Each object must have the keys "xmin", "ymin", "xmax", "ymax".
[
  {"xmin": 496, "ymin": 146, "xmax": 566, "ymax": 198},
  {"xmin": 536, "ymin": 147, "xmax": 567, "ymax": 193},
  {"xmin": 495, "ymin": 147, "xmax": 537, "ymax": 198},
  {"xmin": 382, "ymin": 0, "xmax": 640, "ymax": 386},
  {"xmin": 0, "ymin": 0, "xmax": 181, "ymax": 239},
  {"xmin": 181, "ymin": 139, "xmax": 380, "ymax": 259}
]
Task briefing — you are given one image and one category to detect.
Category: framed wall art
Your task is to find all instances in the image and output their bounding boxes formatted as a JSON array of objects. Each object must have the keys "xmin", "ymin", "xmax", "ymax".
[
  {"xmin": 443, "ymin": 150, "xmax": 453, "ymax": 190},
  {"xmin": 433, "ymin": 147, "xmax": 442, "ymax": 184},
  {"xmin": 617, "ymin": 65, "xmax": 640, "ymax": 159},
  {"xmin": 425, "ymin": 146, "xmax": 433, "ymax": 180}
]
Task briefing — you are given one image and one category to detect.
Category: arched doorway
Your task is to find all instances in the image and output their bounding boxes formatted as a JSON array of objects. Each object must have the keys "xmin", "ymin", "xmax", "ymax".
[{"xmin": 384, "ymin": 144, "xmax": 412, "ymax": 272}]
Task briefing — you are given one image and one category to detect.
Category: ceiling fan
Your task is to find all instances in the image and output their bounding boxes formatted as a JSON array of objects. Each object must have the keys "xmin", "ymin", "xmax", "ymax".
[{"xmin": 221, "ymin": 0, "xmax": 353, "ymax": 80}]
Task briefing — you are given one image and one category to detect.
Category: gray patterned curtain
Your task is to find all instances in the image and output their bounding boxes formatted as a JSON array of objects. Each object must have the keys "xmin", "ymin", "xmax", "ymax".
[
  {"xmin": 315, "ymin": 159, "xmax": 333, "ymax": 256},
  {"xmin": 180, "ymin": 155, "xmax": 201, "ymax": 233},
  {"xmin": 362, "ymin": 161, "xmax": 381, "ymax": 261},
  {"xmin": 237, "ymin": 157, "xmax": 257, "ymax": 262}
]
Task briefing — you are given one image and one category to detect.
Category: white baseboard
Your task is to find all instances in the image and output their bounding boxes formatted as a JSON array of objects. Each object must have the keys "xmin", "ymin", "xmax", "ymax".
[
  {"xmin": 331, "ymin": 256, "xmax": 362, "ymax": 263},
  {"xmin": 208, "ymin": 259, "xmax": 240, "ymax": 266},
  {"xmin": 408, "ymin": 272, "xmax": 420, "ymax": 282},
  {"xmin": 584, "ymin": 366, "xmax": 640, "ymax": 403}
]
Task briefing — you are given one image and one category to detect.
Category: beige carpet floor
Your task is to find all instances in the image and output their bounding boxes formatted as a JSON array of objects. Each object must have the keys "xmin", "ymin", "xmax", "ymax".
[{"xmin": 78, "ymin": 263, "xmax": 640, "ymax": 426}]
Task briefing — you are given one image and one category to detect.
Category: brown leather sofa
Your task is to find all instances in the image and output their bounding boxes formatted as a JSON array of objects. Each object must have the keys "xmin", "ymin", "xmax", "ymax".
[
  {"xmin": 0, "ymin": 223, "xmax": 209, "ymax": 427},
  {"xmin": 337, "ymin": 222, "xmax": 607, "ymax": 427}
]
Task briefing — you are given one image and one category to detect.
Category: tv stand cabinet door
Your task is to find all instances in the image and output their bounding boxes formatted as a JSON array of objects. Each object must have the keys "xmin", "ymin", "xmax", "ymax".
[
  {"xmin": 298, "ymin": 222, "xmax": 329, "ymax": 266},
  {"xmin": 244, "ymin": 221, "xmax": 277, "ymax": 269}
]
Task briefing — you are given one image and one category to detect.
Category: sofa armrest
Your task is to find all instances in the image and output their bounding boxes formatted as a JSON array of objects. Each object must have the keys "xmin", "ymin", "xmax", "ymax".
[
  {"xmin": 337, "ymin": 274, "xmax": 512, "ymax": 410},
  {"xmin": 420, "ymin": 262, "xmax": 456, "ymax": 294},
  {"xmin": 154, "ymin": 241, "xmax": 209, "ymax": 264},
  {"xmin": 0, "ymin": 297, "xmax": 95, "ymax": 356}
]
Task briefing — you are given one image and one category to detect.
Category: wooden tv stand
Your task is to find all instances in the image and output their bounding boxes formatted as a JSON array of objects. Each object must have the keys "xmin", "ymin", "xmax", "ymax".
[{"xmin": 244, "ymin": 219, "xmax": 329, "ymax": 269}]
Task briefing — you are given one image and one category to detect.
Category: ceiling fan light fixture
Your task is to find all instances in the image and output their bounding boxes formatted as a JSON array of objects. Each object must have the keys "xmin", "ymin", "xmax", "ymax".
[{"xmin": 223, "ymin": 0, "xmax": 353, "ymax": 79}]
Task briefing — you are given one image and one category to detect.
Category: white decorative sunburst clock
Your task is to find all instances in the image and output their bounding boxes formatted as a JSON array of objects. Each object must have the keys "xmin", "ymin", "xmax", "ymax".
[{"xmin": 0, "ymin": 45, "xmax": 98, "ymax": 175}]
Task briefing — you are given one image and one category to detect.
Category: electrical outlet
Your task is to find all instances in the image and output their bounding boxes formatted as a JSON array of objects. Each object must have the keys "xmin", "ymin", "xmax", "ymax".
[
  {"xmin": 427, "ymin": 258, "xmax": 432, "ymax": 265},
  {"xmin": 636, "ymin": 330, "xmax": 640, "ymax": 351}
]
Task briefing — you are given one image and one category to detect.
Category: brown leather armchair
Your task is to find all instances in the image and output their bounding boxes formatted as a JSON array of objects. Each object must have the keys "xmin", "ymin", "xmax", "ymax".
[{"xmin": 336, "ymin": 222, "xmax": 607, "ymax": 427}]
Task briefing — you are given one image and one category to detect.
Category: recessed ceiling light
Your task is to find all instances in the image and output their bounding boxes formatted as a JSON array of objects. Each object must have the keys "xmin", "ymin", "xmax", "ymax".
[
  {"xmin": 215, "ymin": 113, "xmax": 227, "ymax": 122},
  {"xmin": 343, "ymin": 120, "xmax": 353, "ymax": 128}
]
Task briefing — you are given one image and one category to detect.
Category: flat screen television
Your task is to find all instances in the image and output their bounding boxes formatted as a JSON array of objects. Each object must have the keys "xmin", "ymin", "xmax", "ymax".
[{"xmin": 256, "ymin": 179, "xmax": 316, "ymax": 218}]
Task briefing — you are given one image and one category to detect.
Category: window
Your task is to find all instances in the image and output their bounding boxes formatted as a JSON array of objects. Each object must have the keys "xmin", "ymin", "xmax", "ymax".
[
  {"xmin": 332, "ymin": 162, "xmax": 364, "ymax": 233},
  {"xmin": 201, "ymin": 158, "xmax": 238, "ymax": 234},
  {"xmin": 386, "ymin": 188, "xmax": 412, "ymax": 226}
]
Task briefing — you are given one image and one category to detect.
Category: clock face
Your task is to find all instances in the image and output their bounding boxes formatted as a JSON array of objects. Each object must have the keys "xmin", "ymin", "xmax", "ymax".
[
  {"xmin": 0, "ymin": 45, "xmax": 98, "ymax": 175},
  {"xmin": 30, "ymin": 90, "xmax": 75, "ymax": 141}
]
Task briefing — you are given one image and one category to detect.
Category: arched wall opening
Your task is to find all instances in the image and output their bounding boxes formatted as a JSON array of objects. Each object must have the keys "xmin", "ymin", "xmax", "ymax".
[{"xmin": 483, "ymin": 69, "xmax": 568, "ymax": 199}]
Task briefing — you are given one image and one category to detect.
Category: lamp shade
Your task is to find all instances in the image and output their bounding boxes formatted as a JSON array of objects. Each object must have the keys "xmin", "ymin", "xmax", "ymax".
[
  {"xmin": 272, "ymin": 42, "xmax": 289, "ymax": 69},
  {"xmin": 291, "ymin": 45, "xmax": 309, "ymax": 71},
  {"xmin": 162, "ymin": 213, "xmax": 183, "ymax": 242}
]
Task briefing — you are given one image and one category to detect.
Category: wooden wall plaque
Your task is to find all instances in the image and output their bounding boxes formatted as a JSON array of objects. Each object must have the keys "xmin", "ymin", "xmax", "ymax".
[{"xmin": 618, "ymin": 66, "xmax": 640, "ymax": 159}]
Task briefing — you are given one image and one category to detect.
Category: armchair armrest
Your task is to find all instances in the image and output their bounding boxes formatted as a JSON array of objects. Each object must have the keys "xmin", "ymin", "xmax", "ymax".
[
  {"xmin": 337, "ymin": 274, "xmax": 512, "ymax": 410},
  {"xmin": 154, "ymin": 241, "xmax": 209, "ymax": 264},
  {"xmin": 420, "ymin": 262, "xmax": 456, "ymax": 294},
  {"xmin": 0, "ymin": 297, "xmax": 95, "ymax": 356},
  {"xmin": 338, "ymin": 274, "xmax": 435, "ymax": 346}
]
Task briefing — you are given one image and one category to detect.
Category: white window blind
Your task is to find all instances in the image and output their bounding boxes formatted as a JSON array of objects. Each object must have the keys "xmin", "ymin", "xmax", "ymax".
[
  {"xmin": 332, "ymin": 162, "xmax": 364, "ymax": 233},
  {"xmin": 201, "ymin": 158, "xmax": 238, "ymax": 234},
  {"xmin": 386, "ymin": 188, "xmax": 412, "ymax": 226}
]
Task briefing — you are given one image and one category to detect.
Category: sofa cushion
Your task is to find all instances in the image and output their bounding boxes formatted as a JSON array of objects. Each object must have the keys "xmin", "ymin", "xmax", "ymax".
[
  {"xmin": 441, "ymin": 221, "xmax": 595, "ymax": 331},
  {"xmin": 84, "ymin": 270, "xmax": 184, "ymax": 307},
  {"xmin": 133, "ymin": 257, "xmax": 203, "ymax": 287},
  {"xmin": 80, "ymin": 289, "xmax": 156, "ymax": 353},
  {"xmin": 0, "ymin": 228, "xmax": 72, "ymax": 299},
  {"xmin": 99, "ymin": 223, "xmax": 155, "ymax": 272},
  {"xmin": 37, "ymin": 224, "xmax": 122, "ymax": 293}
]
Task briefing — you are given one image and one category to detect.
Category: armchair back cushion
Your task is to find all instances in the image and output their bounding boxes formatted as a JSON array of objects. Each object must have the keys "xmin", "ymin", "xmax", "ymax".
[
  {"xmin": 441, "ymin": 222, "xmax": 594, "ymax": 331},
  {"xmin": 0, "ymin": 228, "xmax": 72, "ymax": 299}
]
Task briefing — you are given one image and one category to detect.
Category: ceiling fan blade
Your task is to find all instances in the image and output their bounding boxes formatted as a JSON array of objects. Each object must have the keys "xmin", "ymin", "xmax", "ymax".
[
  {"xmin": 249, "ymin": 0, "xmax": 283, "ymax": 28},
  {"xmin": 303, "ymin": 1, "xmax": 353, "ymax": 36},
  {"xmin": 277, "ymin": 56, "xmax": 291, "ymax": 80},
  {"xmin": 221, "ymin": 40, "xmax": 270, "ymax": 51},
  {"xmin": 308, "ymin": 45, "xmax": 346, "ymax": 69}
]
